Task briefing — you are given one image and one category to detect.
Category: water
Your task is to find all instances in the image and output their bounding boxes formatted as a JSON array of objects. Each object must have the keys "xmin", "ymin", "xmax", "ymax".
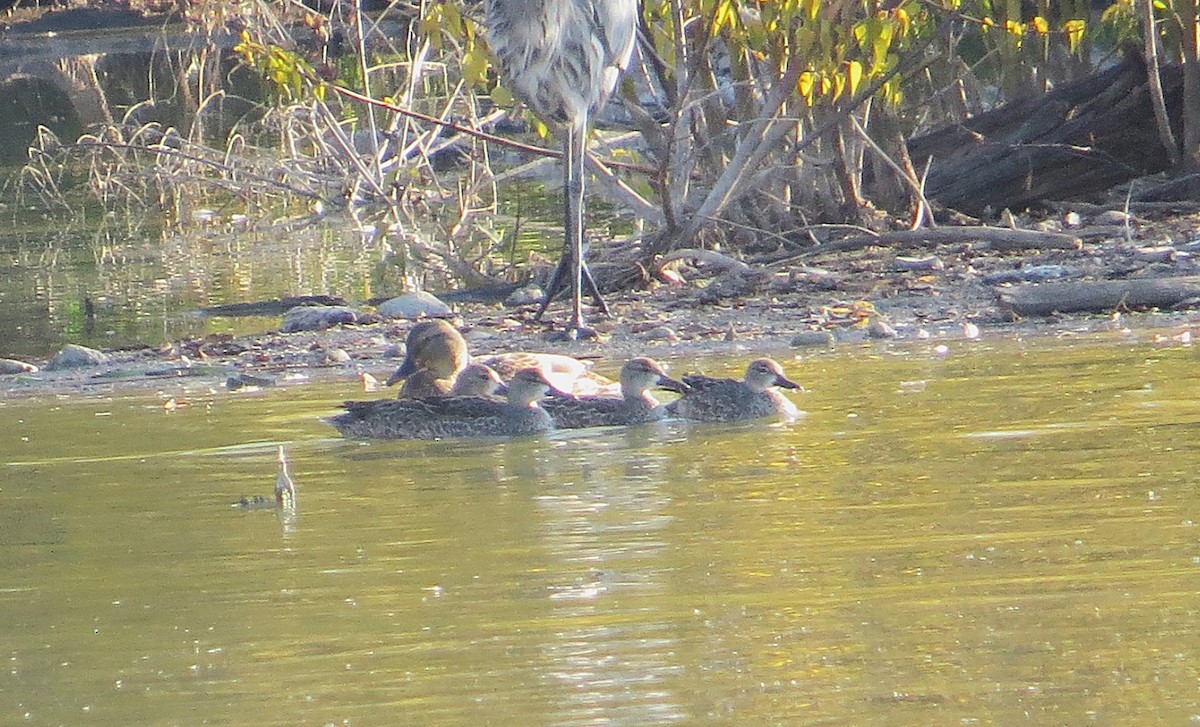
[{"xmin": 3, "ymin": 336, "xmax": 1200, "ymax": 724}]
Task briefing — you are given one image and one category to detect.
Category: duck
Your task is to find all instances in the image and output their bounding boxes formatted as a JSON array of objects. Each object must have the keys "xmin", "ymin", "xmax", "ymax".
[
  {"xmin": 447, "ymin": 363, "xmax": 506, "ymax": 397},
  {"xmin": 385, "ymin": 319, "xmax": 465, "ymax": 386},
  {"xmin": 385, "ymin": 318, "xmax": 614, "ymax": 396},
  {"xmin": 666, "ymin": 358, "xmax": 802, "ymax": 422},
  {"xmin": 541, "ymin": 357, "xmax": 689, "ymax": 428},
  {"xmin": 328, "ymin": 368, "xmax": 563, "ymax": 439}
]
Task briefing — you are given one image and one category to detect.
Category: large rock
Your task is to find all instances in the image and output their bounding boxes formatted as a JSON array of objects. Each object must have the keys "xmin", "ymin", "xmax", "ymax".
[
  {"xmin": 376, "ymin": 291, "xmax": 451, "ymax": 319},
  {"xmin": 46, "ymin": 344, "xmax": 109, "ymax": 370},
  {"xmin": 281, "ymin": 305, "xmax": 362, "ymax": 332},
  {"xmin": 0, "ymin": 358, "xmax": 38, "ymax": 375}
]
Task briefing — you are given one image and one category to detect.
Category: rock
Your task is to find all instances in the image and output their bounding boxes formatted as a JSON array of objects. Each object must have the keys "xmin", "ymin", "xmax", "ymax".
[
  {"xmin": 226, "ymin": 372, "xmax": 276, "ymax": 390},
  {"xmin": 46, "ymin": 344, "xmax": 109, "ymax": 370},
  {"xmin": 894, "ymin": 255, "xmax": 945, "ymax": 272},
  {"xmin": 697, "ymin": 268, "xmax": 772, "ymax": 304},
  {"xmin": 1134, "ymin": 246, "xmax": 1182, "ymax": 263},
  {"xmin": 0, "ymin": 358, "xmax": 38, "ymax": 375},
  {"xmin": 982, "ymin": 265, "xmax": 1075, "ymax": 285},
  {"xmin": 505, "ymin": 285, "xmax": 544, "ymax": 306},
  {"xmin": 313, "ymin": 348, "xmax": 352, "ymax": 365},
  {"xmin": 1095, "ymin": 210, "xmax": 1134, "ymax": 226},
  {"xmin": 791, "ymin": 331, "xmax": 836, "ymax": 347},
  {"xmin": 376, "ymin": 291, "xmax": 451, "ymax": 319},
  {"xmin": 643, "ymin": 326, "xmax": 679, "ymax": 342},
  {"xmin": 868, "ymin": 318, "xmax": 899, "ymax": 339},
  {"xmin": 281, "ymin": 305, "xmax": 361, "ymax": 332}
]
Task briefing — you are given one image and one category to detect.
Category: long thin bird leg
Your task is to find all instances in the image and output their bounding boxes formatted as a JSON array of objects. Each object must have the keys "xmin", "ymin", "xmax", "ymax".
[
  {"xmin": 533, "ymin": 254, "xmax": 609, "ymax": 319},
  {"xmin": 566, "ymin": 121, "xmax": 586, "ymax": 334},
  {"xmin": 533, "ymin": 121, "xmax": 607, "ymax": 338}
]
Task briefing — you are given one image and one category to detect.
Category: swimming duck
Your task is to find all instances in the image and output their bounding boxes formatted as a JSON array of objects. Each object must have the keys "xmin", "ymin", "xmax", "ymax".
[
  {"xmin": 447, "ymin": 363, "xmax": 506, "ymax": 397},
  {"xmin": 329, "ymin": 368, "xmax": 562, "ymax": 439},
  {"xmin": 385, "ymin": 318, "xmax": 614, "ymax": 396},
  {"xmin": 542, "ymin": 357, "xmax": 689, "ymax": 428},
  {"xmin": 666, "ymin": 358, "xmax": 801, "ymax": 422},
  {"xmin": 477, "ymin": 351, "xmax": 616, "ymax": 397},
  {"xmin": 397, "ymin": 362, "xmax": 506, "ymax": 399},
  {"xmin": 385, "ymin": 319, "xmax": 465, "ymax": 386}
]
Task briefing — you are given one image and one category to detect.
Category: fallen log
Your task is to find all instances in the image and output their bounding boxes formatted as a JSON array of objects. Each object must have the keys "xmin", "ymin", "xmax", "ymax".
[
  {"xmin": 910, "ymin": 52, "xmax": 1181, "ymax": 215},
  {"xmin": 996, "ymin": 276, "xmax": 1200, "ymax": 317},
  {"xmin": 800, "ymin": 226, "xmax": 1082, "ymax": 257}
]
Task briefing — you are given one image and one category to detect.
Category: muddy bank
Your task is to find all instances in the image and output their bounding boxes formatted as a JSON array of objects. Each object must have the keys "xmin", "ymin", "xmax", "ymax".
[{"xmin": 5, "ymin": 204, "xmax": 1200, "ymax": 401}]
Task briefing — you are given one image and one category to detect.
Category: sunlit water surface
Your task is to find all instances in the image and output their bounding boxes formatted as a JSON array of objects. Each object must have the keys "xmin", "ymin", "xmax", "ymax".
[{"xmin": 3, "ymin": 336, "xmax": 1200, "ymax": 725}]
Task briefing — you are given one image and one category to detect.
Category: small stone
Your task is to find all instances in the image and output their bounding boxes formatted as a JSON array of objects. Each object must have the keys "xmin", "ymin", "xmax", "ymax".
[
  {"xmin": 894, "ymin": 255, "xmax": 945, "ymax": 272},
  {"xmin": 1063, "ymin": 211, "xmax": 1083, "ymax": 228},
  {"xmin": 868, "ymin": 318, "xmax": 899, "ymax": 339},
  {"xmin": 226, "ymin": 372, "xmax": 276, "ymax": 390},
  {"xmin": 322, "ymin": 348, "xmax": 352, "ymax": 364},
  {"xmin": 1095, "ymin": 210, "xmax": 1133, "ymax": 226},
  {"xmin": 982, "ymin": 265, "xmax": 1075, "ymax": 285},
  {"xmin": 46, "ymin": 344, "xmax": 109, "ymax": 370},
  {"xmin": 281, "ymin": 305, "xmax": 361, "ymax": 332},
  {"xmin": 643, "ymin": 325, "xmax": 679, "ymax": 342},
  {"xmin": 505, "ymin": 286, "xmax": 544, "ymax": 306},
  {"xmin": 1134, "ymin": 246, "xmax": 1179, "ymax": 263},
  {"xmin": 376, "ymin": 291, "xmax": 451, "ymax": 319},
  {"xmin": 0, "ymin": 358, "xmax": 38, "ymax": 375},
  {"xmin": 791, "ymin": 330, "xmax": 836, "ymax": 347}
]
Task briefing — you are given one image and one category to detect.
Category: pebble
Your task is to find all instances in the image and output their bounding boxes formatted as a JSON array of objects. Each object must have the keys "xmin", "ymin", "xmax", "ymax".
[
  {"xmin": 981, "ymin": 265, "xmax": 1075, "ymax": 285},
  {"xmin": 505, "ymin": 286, "xmax": 544, "ymax": 306},
  {"xmin": 1094, "ymin": 210, "xmax": 1134, "ymax": 225},
  {"xmin": 643, "ymin": 325, "xmax": 679, "ymax": 342},
  {"xmin": 46, "ymin": 344, "xmax": 110, "ymax": 370},
  {"xmin": 1133, "ymin": 246, "xmax": 1182, "ymax": 263},
  {"xmin": 894, "ymin": 255, "xmax": 945, "ymax": 272},
  {"xmin": 868, "ymin": 318, "xmax": 899, "ymax": 339},
  {"xmin": 0, "ymin": 358, "xmax": 38, "ymax": 375},
  {"xmin": 790, "ymin": 330, "xmax": 836, "ymax": 347},
  {"xmin": 281, "ymin": 305, "xmax": 362, "ymax": 332},
  {"xmin": 376, "ymin": 291, "xmax": 451, "ymax": 319},
  {"xmin": 319, "ymin": 348, "xmax": 352, "ymax": 364},
  {"xmin": 226, "ymin": 372, "xmax": 276, "ymax": 390}
]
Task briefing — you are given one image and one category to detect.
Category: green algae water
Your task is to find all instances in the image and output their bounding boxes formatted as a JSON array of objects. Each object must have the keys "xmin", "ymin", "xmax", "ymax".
[{"xmin": 3, "ymin": 336, "xmax": 1200, "ymax": 725}]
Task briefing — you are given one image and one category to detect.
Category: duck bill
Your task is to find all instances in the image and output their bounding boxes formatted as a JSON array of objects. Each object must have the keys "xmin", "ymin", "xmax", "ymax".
[
  {"xmin": 384, "ymin": 356, "xmax": 419, "ymax": 387},
  {"xmin": 656, "ymin": 375, "xmax": 692, "ymax": 395},
  {"xmin": 775, "ymin": 374, "xmax": 802, "ymax": 390},
  {"xmin": 494, "ymin": 383, "xmax": 510, "ymax": 396}
]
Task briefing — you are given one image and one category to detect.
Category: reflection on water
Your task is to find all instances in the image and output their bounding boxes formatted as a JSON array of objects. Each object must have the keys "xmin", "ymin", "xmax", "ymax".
[
  {"xmin": 0, "ymin": 219, "xmax": 387, "ymax": 359},
  {"xmin": 3, "ymin": 336, "xmax": 1200, "ymax": 724}
]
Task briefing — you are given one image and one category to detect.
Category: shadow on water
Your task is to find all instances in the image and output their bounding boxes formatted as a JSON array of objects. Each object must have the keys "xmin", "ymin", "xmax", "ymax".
[{"xmin": 3, "ymin": 337, "xmax": 1200, "ymax": 724}]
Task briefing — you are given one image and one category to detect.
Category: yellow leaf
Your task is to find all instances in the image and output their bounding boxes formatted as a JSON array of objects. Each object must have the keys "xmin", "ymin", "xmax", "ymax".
[
  {"xmin": 846, "ymin": 60, "xmax": 863, "ymax": 97},
  {"xmin": 1064, "ymin": 19, "xmax": 1087, "ymax": 55},
  {"xmin": 1031, "ymin": 16, "xmax": 1049, "ymax": 34},
  {"xmin": 491, "ymin": 85, "xmax": 514, "ymax": 107},
  {"xmin": 797, "ymin": 71, "xmax": 815, "ymax": 104},
  {"xmin": 462, "ymin": 46, "xmax": 489, "ymax": 85}
]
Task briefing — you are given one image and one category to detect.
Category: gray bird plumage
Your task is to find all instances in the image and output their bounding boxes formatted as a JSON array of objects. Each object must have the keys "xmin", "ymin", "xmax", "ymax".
[
  {"xmin": 486, "ymin": 0, "xmax": 639, "ymax": 337},
  {"xmin": 667, "ymin": 358, "xmax": 802, "ymax": 422}
]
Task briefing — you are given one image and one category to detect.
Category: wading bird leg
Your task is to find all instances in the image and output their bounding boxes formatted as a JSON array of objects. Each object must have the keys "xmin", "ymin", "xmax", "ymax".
[{"xmin": 533, "ymin": 256, "xmax": 609, "ymax": 321}]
